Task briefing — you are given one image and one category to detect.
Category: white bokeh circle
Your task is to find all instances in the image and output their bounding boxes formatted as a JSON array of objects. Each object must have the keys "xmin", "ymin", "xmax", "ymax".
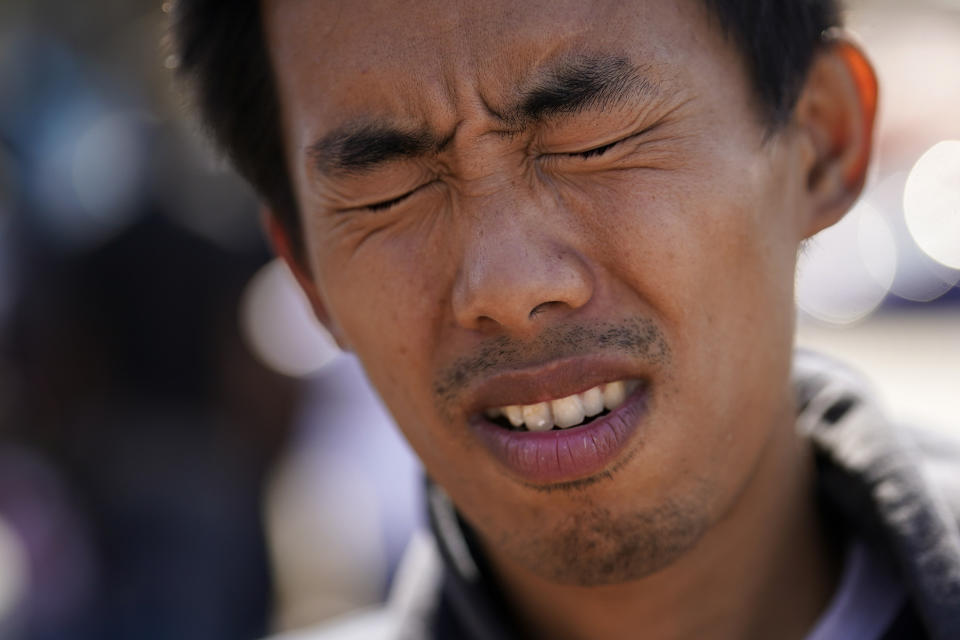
[
  {"xmin": 240, "ymin": 259, "xmax": 341, "ymax": 377},
  {"xmin": 904, "ymin": 141, "xmax": 960, "ymax": 270},
  {"xmin": 796, "ymin": 201, "xmax": 897, "ymax": 325}
]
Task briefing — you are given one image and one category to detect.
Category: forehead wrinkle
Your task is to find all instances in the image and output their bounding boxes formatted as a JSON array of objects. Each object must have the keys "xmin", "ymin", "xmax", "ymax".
[{"xmin": 305, "ymin": 52, "xmax": 665, "ymax": 176}]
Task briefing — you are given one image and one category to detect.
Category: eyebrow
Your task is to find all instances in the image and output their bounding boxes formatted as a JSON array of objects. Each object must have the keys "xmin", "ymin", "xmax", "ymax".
[
  {"xmin": 307, "ymin": 124, "xmax": 441, "ymax": 176},
  {"xmin": 513, "ymin": 55, "xmax": 659, "ymax": 124},
  {"xmin": 307, "ymin": 54, "xmax": 659, "ymax": 176}
]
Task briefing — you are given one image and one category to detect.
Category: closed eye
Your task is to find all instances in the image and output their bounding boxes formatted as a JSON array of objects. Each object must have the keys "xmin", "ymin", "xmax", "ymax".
[
  {"xmin": 366, "ymin": 190, "xmax": 414, "ymax": 212},
  {"xmin": 564, "ymin": 123, "xmax": 663, "ymax": 161},
  {"xmin": 359, "ymin": 181, "xmax": 437, "ymax": 212},
  {"xmin": 569, "ymin": 139, "xmax": 622, "ymax": 159}
]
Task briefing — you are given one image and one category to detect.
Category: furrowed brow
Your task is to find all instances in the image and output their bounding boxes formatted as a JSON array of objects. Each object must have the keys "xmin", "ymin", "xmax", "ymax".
[
  {"xmin": 514, "ymin": 56, "xmax": 660, "ymax": 124},
  {"xmin": 307, "ymin": 123, "xmax": 438, "ymax": 176},
  {"xmin": 308, "ymin": 57, "xmax": 656, "ymax": 174}
]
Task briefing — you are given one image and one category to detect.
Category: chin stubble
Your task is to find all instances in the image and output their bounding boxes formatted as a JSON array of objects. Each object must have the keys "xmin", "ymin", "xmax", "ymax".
[{"xmin": 497, "ymin": 493, "xmax": 710, "ymax": 587}]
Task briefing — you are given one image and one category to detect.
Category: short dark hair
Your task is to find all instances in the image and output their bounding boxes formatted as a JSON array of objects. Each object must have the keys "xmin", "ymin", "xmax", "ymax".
[{"xmin": 170, "ymin": 0, "xmax": 841, "ymax": 260}]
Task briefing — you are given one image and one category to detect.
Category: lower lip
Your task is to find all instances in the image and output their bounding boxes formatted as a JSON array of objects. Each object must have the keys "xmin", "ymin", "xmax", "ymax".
[{"xmin": 469, "ymin": 385, "xmax": 650, "ymax": 486}]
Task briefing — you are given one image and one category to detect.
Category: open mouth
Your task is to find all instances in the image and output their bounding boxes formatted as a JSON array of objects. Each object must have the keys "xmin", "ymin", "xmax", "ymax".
[{"xmin": 483, "ymin": 379, "xmax": 643, "ymax": 432}]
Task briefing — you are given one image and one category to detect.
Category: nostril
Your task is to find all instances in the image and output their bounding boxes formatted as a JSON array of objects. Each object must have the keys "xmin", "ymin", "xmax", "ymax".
[{"xmin": 529, "ymin": 301, "xmax": 563, "ymax": 318}]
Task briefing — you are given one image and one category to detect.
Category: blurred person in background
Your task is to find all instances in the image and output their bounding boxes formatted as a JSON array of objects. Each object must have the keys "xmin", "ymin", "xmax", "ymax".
[
  {"xmin": 0, "ymin": 4, "xmax": 310, "ymax": 638},
  {"xmin": 3, "ymin": 213, "xmax": 292, "ymax": 640},
  {"xmin": 170, "ymin": 1, "xmax": 960, "ymax": 640}
]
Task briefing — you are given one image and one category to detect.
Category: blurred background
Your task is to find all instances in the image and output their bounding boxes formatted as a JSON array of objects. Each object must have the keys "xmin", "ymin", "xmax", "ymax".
[{"xmin": 0, "ymin": 0, "xmax": 956, "ymax": 638}]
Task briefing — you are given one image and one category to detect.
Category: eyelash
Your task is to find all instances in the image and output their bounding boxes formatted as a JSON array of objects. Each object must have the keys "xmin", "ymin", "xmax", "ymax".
[
  {"xmin": 366, "ymin": 192, "xmax": 413, "ymax": 212},
  {"xmin": 565, "ymin": 121, "xmax": 662, "ymax": 161},
  {"xmin": 360, "ymin": 181, "xmax": 436, "ymax": 212},
  {"xmin": 569, "ymin": 139, "xmax": 622, "ymax": 159},
  {"xmin": 358, "ymin": 136, "xmax": 630, "ymax": 211}
]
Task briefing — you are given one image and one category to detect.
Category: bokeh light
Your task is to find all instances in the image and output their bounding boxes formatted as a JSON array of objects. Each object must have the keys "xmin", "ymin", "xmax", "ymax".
[
  {"xmin": 869, "ymin": 172, "xmax": 960, "ymax": 302},
  {"xmin": 72, "ymin": 111, "xmax": 148, "ymax": 224},
  {"xmin": 240, "ymin": 258, "xmax": 340, "ymax": 378},
  {"xmin": 796, "ymin": 201, "xmax": 897, "ymax": 325},
  {"xmin": 904, "ymin": 140, "xmax": 960, "ymax": 270},
  {"xmin": 0, "ymin": 518, "xmax": 27, "ymax": 627},
  {"xmin": 30, "ymin": 103, "xmax": 147, "ymax": 249}
]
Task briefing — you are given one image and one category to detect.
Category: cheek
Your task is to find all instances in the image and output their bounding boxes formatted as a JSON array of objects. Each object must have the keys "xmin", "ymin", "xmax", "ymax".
[
  {"xmin": 316, "ymin": 210, "xmax": 449, "ymax": 344},
  {"xmin": 312, "ymin": 220, "xmax": 473, "ymax": 463},
  {"xmin": 325, "ymin": 258, "xmax": 434, "ymax": 373},
  {"xmin": 569, "ymin": 164, "xmax": 796, "ymax": 310},
  {"xmin": 571, "ymin": 166, "xmax": 798, "ymax": 487}
]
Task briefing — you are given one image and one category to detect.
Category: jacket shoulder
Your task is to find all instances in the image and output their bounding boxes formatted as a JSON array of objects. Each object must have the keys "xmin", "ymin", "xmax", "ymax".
[{"xmin": 911, "ymin": 425, "xmax": 960, "ymax": 526}]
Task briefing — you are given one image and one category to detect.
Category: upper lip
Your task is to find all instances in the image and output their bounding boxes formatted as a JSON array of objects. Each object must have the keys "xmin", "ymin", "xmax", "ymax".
[{"xmin": 462, "ymin": 355, "xmax": 647, "ymax": 417}]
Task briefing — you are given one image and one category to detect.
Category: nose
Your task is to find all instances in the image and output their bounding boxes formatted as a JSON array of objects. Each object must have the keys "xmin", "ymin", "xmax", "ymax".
[{"xmin": 451, "ymin": 190, "xmax": 594, "ymax": 335}]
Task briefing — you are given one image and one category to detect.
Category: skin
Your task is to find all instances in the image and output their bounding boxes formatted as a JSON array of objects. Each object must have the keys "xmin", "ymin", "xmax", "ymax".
[{"xmin": 261, "ymin": 0, "xmax": 877, "ymax": 637}]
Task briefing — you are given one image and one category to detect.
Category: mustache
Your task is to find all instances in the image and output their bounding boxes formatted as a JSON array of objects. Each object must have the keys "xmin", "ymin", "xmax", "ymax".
[{"xmin": 432, "ymin": 317, "xmax": 671, "ymax": 407}]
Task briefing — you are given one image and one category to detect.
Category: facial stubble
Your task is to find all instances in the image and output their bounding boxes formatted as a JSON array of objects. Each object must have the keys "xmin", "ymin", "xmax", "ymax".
[
  {"xmin": 434, "ymin": 317, "xmax": 712, "ymax": 586},
  {"xmin": 495, "ymin": 491, "xmax": 711, "ymax": 586}
]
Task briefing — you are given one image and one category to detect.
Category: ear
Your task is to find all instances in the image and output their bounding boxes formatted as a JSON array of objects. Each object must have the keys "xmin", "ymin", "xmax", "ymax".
[
  {"xmin": 261, "ymin": 208, "xmax": 352, "ymax": 351},
  {"xmin": 793, "ymin": 35, "xmax": 878, "ymax": 239}
]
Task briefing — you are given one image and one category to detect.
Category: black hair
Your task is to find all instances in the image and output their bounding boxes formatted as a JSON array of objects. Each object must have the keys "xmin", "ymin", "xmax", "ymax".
[
  {"xmin": 170, "ymin": 1, "xmax": 841, "ymax": 260},
  {"xmin": 701, "ymin": 1, "xmax": 841, "ymax": 127}
]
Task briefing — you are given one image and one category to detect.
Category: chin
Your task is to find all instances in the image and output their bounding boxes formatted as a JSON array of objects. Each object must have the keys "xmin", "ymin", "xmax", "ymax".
[{"xmin": 491, "ymin": 487, "xmax": 712, "ymax": 587}]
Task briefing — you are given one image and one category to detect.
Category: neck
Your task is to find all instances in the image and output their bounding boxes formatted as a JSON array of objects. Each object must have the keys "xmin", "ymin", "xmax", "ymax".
[{"xmin": 483, "ymin": 404, "xmax": 841, "ymax": 640}]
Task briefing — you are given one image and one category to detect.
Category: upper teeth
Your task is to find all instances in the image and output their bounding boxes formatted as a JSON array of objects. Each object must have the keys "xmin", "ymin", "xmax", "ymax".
[{"xmin": 484, "ymin": 380, "xmax": 640, "ymax": 431}]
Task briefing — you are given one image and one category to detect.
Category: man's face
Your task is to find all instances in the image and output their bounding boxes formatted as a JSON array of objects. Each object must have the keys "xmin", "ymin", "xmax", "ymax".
[{"xmin": 265, "ymin": 0, "xmax": 816, "ymax": 584}]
